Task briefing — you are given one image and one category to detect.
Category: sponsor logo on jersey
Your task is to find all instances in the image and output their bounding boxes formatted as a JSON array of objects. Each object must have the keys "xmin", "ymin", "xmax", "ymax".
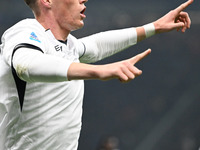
[
  {"xmin": 30, "ymin": 32, "xmax": 41, "ymax": 43},
  {"xmin": 55, "ymin": 45, "xmax": 63, "ymax": 52}
]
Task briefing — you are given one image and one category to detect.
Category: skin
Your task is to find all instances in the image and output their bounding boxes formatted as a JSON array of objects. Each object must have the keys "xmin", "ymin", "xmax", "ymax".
[
  {"xmin": 32, "ymin": 0, "xmax": 193, "ymax": 82},
  {"xmin": 36, "ymin": 0, "xmax": 88, "ymax": 40}
]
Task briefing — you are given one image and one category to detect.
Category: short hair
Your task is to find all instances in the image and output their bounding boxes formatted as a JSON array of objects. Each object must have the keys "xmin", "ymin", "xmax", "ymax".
[
  {"xmin": 24, "ymin": 0, "xmax": 40, "ymax": 16},
  {"xmin": 24, "ymin": 0, "xmax": 37, "ymax": 9}
]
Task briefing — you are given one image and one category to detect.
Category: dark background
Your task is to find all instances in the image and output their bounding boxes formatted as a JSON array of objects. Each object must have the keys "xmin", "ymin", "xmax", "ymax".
[{"xmin": 0, "ymin": 0, "xmax": 200, "ymax": 150}]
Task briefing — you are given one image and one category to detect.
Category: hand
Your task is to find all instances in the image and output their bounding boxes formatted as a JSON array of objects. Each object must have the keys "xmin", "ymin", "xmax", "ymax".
[
  {"xmin": 154, "ymin": 0, "xmax": 193, "ymax": 33},
  {"xmin": 98, "ymin": 49, "xmax": 151, "ymax": 83}
]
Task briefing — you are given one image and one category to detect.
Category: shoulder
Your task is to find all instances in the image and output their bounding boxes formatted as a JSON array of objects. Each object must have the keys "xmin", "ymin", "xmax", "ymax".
[
  {"xmin": 3, "ymin": 18, "xmax": 46, "ymax": 38},
  {"xmin": 3, "ymin": 19, "xmax": 42, "ymax": 35},
  {"xmin": 1, "ymin": 19, "xmax": 46, "ymax": 50},
  {"xmin": 1, "ymin": 19, "xmax": 47, "ymax": 64}
]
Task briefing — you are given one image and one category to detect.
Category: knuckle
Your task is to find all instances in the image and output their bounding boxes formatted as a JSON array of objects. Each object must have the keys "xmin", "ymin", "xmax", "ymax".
[
  {"xmin": 121, "ymin": 61, "xmax": 129, "ymax": 67},
  {"xmin": 169, "ymin": 10, "xmax": 174, "ymax": 14}
]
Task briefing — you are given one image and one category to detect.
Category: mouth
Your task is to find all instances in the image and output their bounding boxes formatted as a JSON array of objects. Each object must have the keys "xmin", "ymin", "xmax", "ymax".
[{"xmin": 80, "ymin": 7, "xmax": 86, "ymax": 18}]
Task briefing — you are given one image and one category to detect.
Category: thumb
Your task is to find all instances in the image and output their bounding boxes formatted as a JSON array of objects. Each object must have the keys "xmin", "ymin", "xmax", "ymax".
[{"xmin": 130, "ymin": 49, "xmax": 151, "ymax": 65}]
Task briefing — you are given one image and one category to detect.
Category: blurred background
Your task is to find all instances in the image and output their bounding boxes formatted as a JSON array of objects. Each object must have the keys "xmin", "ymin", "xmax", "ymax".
[{"xmin": 0, "ymin": 0, "xmax": 200, "ymax": 150}]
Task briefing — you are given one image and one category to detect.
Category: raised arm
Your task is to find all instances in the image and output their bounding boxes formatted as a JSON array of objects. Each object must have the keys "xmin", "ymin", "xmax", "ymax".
[
  {"xmin": 153, "ymin": 0, "xmax": 193, "ymax": 34},
  {"xmin": 134, "ymin": 0, "xmax": 193, "ymax": 42},
  {"xmin": 79, "ymin": 0, "xmax": 193, "ymax": 63}
]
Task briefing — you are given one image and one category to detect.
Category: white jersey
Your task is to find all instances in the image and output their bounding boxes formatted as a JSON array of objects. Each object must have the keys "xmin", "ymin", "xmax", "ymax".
[
  {"xmin": 0, "ymin": 19, "xmax": 85, "ymax": 150},
  {"xmin": 0, "ymin": 18, "xmax": 138, "ymax": 150}
]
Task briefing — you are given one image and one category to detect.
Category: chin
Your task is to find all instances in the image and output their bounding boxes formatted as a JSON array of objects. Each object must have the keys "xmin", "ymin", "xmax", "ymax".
[
  {"xmin": 79, "ymin": 20, "xmax": 85, "ymax": 28},
  {"xmin": 71, "ymin": 22, "xmax": 84, "ymax": 31}
]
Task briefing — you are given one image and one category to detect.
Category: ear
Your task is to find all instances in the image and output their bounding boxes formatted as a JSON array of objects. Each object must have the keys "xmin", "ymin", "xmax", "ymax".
[{"xmin": 40, "ymin": 0, "xmax": 52, "ymax": 8}]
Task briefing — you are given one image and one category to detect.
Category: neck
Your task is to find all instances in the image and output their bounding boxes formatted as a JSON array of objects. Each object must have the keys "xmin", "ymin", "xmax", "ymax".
[{"xmin": 36, "ymin": 15, "xmax": 70, "ymax": 41}]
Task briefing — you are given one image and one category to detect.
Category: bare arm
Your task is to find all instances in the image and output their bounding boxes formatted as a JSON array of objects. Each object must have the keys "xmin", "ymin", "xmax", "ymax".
[{"xmin": 68, "ymin": 49, "xmax": 151, "ymax": 82}]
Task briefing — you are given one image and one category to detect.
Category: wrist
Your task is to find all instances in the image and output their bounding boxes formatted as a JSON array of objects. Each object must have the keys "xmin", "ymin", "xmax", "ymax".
[
  {"xmin": 143, "ymin": 23, "xmax": 156, "ymax": 38},
  {"xmin": 153, "ymin": 20, "xmax": 164, "ymax": 34}
]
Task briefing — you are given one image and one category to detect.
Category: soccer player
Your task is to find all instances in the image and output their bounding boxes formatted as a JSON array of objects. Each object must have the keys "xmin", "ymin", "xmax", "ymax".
[{"xmin": 0, "ymin": 0, "xmax": 193, "ymax": 149}]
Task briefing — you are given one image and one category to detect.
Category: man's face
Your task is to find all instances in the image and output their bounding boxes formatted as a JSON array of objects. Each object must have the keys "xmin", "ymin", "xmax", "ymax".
[{"xmin": 51, "ymin": 0, "xmax": 87, "ymax": 32}]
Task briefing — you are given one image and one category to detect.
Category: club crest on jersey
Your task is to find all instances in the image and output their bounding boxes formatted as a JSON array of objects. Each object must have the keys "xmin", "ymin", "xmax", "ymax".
[{"xmin": 29, "ymin": 32, "xmax": 41, "ymax": 43}]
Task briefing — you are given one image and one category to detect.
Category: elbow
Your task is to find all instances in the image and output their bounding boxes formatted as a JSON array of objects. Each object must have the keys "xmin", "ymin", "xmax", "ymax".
[{"xmin": 15, "ymin": 64, "xmax": 31, "ymax": 82}]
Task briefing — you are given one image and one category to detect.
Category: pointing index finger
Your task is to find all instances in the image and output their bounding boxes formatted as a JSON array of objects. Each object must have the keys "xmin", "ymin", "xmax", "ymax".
[
  {"xmin": 131, "ymin": 49, "xmax": 151, "ymax": 65},
  {"xmin": 175, "ymin": 0, "xmax": 194, "ymax": 13}
]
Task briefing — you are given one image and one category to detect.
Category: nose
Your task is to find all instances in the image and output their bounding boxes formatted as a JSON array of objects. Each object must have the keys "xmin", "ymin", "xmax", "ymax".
[{"xmin": 80, "ymin": 0, "xmax": 88, "ymax": 4}]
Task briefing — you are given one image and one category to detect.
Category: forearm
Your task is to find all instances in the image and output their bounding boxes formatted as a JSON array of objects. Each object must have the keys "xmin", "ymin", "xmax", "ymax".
[
  {"xmin": 68, "ymin": 62, "xmax": 123, "ymax": 81},
  {"xmin": 136, "ymin": 23, "xmax": 156, "ymax": 42},
  {"xmin": 68, "ymin": 49, "xmax": 151, "ymax": 82},
  {"xmin": 67, "ymin": 63, "xmax": 101, "ymax": 80}
]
